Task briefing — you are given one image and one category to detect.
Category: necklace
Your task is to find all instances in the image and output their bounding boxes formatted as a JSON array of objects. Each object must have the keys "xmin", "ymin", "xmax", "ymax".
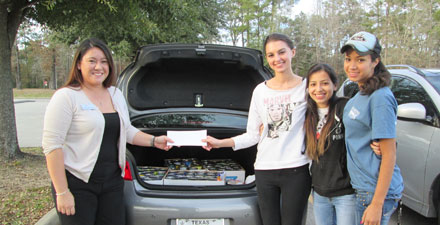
[{"xmin": 82, "ymin": 86, "xmax": 108, "ymax": 106}]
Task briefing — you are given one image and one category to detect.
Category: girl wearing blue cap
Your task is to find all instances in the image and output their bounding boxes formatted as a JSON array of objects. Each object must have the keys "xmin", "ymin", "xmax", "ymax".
[{"xmin": 340, "ymin": 31, "xmax": 403, "ymax": 225}]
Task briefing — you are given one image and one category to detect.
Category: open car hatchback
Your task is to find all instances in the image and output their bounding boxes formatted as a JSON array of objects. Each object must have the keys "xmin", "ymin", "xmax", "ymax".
[{"xmin": 117, "ymin": 44, "xmax": 273, "ymax": 225}]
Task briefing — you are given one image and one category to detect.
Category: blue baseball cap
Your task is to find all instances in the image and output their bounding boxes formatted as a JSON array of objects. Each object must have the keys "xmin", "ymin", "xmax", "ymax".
[{"xmin": 340, "ymin": 31, "xmax": 382, "ymax": 56}]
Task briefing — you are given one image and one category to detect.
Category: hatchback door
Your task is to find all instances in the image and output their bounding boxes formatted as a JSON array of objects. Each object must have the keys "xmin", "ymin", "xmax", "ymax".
[{"xmin": 118, "ymin": 44, "xmax": 272, "ymax": 115}]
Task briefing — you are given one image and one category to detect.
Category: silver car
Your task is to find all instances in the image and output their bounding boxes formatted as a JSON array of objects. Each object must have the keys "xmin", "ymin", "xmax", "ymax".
[
  {"xmin": 337, "ymin": 65, "xmax": 440, "ymax": 223},
  {"xmin": 36, "ymin": 44, "xmax": 311, "ymax": 225},
  {"xmin": 117, "ymin": 44, "xmax": 272, "ymax": 225}
]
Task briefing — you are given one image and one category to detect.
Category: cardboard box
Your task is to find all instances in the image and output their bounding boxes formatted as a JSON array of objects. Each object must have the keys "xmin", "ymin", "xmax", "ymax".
[
  {"xmin": 164, "ymin": 158, "xmax": 206, "ymax": 171},
  {"xmin": 163, "ymin": 170, "xmax": 225, "ymax": 186},
  {"xmin": 137, "ymin": 166, "xmax": 168, "ymax": 185},
  {"xmin": 141, "ymin": 158, "xmax": 246, "ymax": 186},
  {"xmin": 201, "ymin": 159, "xmax": 245, "ymax": 184}
]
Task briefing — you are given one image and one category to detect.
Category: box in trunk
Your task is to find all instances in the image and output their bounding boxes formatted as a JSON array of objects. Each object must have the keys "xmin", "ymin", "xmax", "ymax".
[
  {"xmin": 163, "ymin": 170, "xmax": 225, "ymax": 186},
  {"xmin": 137, "ymin": 166, "xmax": 168, "ymax": 185},
  {"xmin": 164, "ymin": 158, "xmax": 206, "ymax": 171},
  {"xmin": 130, "ymin": 141, "xmax": 257, "ymax": 187},
  {"xmin": 137, "ymin": 158, "xmax": 246, "ymax": 186},
  {"xmin": 201, "ymin": 159, "xmax": 245, "ymax": 184}
]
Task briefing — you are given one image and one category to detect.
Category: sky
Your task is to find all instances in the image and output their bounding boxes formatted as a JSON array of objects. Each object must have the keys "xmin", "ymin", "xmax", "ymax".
[{"xmin": 292, "ymin": 0, "xmax": 317, "ymax": 17}]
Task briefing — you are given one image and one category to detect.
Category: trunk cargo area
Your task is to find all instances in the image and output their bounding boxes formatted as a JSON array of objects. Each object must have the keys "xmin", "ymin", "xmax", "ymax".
[{"xmin": 128, "ymin": 131, "xmax": 257, "ymax": 187}]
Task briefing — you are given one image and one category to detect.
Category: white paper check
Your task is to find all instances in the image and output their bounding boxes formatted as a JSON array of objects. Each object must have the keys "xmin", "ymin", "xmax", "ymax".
[{"xmin": 167, "ymin": 130, "xmax": 207, "ymax": 146}]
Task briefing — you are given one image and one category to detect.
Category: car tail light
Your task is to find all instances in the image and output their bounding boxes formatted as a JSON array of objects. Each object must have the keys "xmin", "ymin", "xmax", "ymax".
[{"xmin": 123, "ymin": 161, "xmax": 133, "ymax": 181}]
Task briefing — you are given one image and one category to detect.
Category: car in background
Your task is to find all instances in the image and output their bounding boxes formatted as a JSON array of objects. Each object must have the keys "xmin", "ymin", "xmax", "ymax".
[{"xmin": 337, "ymin": 65, "xmax": 440, "ymax": 224}]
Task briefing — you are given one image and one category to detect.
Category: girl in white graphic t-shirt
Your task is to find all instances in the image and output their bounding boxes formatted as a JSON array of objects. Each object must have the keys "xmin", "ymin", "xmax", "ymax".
[{"xmin": 203, "ymin": 33, "xmax": 311, "ymax": 225}]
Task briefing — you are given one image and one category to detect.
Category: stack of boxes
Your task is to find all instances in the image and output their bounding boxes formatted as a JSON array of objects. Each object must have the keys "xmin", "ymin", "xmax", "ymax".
[
  {"xmin": 136, "ymin": 158, "xmax": 245, "ymax": 186},
  {"xmin": 137, "ymin": 166, "xmax": 168, "ymax": 185},
  {"xmin": 200, "ymin": 159, "xmax": 245, "ymax": 185}
]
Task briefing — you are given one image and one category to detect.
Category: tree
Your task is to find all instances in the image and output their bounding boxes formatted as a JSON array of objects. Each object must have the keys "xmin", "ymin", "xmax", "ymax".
[
  {"xmin": 0, "ymin": 0, "xmax": 36, "ymax": 160},
  {"xmin": 13, "ymin": 20, "xmax": 44, "ymax": 89},
  {"xmin": 220, "ymin": 0, "xmax": 299, "ymax": 49},
  {"xmin": 14, "ymin": 41, "xmax": 21, "ymax": 89},
  {"xmin": 1, "ymin": 0, "xmax": 73, "ymax": 160},
  {"xmin": 1, "ymin": 0, "xmax": 224, "ymax": 160},
  {"xmin": 32, "ymin": 0, "xmax": 222, "ymax": 54},
  {"xmin": 221, "ymin": 0, "xmax": 249, "ymax": 46}
]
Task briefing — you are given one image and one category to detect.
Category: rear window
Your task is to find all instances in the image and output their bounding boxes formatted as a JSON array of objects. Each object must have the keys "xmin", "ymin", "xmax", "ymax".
[
  {"xmin": 131, "ymin": 113, "xmax": 248, "ymax": 129},
  {"xmin": 424, "ymin": 75, "xmax": 440, "ymax": 95}
]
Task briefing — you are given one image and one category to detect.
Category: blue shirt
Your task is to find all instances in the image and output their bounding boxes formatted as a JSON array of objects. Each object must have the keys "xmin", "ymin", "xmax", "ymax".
[{"xmin": 343, "ymin": 87, "xmax": 403, "ymax": 199}]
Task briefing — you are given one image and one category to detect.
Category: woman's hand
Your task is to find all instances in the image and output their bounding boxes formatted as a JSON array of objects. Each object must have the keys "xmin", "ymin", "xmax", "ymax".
[
  {"xmin": 361, "ymin": 202, "xmax": 383, "ymax": 225},
  {"xmin": 370, "ymin": 141, "xmax": 381, "ymax": 156},
  {"xmin": 202, "ymin": 136, "xmax": 221, "ymax": 151},
  {"xmin": 56, "ymin": 190, "xmax": 75, "ymax": 215},
  {"xmin": 154, "ymin": 135, "xmax": 174, "ymax": 151},
  {"xmin": 46, "ymin": 149, "xmax": 74, "ymax": 215}
]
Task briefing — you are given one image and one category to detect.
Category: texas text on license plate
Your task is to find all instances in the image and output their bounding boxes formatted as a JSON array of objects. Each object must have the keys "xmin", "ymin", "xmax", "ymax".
[{"xmin": 176, "ymin": 218, "xmax": 225, "ymax": 225}]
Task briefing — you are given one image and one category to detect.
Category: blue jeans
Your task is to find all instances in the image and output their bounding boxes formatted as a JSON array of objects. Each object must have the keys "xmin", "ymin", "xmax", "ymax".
[
  {"xmin": 355, "ymin": 190, "xmax": 399, "ymax": 225},
  {"xmin": 312, "ymin": 191, "xmax": 356, "ymax": 225}
]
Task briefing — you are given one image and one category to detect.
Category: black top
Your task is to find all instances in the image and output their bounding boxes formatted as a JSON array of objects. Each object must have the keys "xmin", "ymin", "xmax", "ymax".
[
  {"xmin": 310, "ymin": 98, "xmax": 355, "ymax": 197},
  {"xmin": 89, "ymin": 112, "xmax": 121, "ymax": 183}
]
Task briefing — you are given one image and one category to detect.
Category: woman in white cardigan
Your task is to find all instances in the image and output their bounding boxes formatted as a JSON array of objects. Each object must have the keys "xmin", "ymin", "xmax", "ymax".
[{"xmin": 42, "ymin": 38, "xmax": 173, "ymax": 225}]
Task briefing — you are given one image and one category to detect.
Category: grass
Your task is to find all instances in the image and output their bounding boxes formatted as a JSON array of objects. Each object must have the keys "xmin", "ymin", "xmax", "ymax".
[
  {"xmin": 13, "ymin": 88, "xmax": 55, "ymax": 99},
  {"xmin": 0, "ymin": 186, "xmax": 53, "ymax": 225},
  {"xmin": 0, "ymin": 147, "xmax": 53, "ymax": 225}
]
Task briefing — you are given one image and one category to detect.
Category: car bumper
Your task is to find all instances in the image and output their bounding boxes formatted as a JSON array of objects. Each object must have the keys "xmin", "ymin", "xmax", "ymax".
[{"xmin": 124, "ymin": 181, "xmax": 262, "ymax": 225}]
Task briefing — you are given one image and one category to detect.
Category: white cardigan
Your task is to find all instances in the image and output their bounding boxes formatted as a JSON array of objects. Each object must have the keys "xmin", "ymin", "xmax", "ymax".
[{"xmin": 42, "ymin": 86, "xmax": 139, "ymax": 183}]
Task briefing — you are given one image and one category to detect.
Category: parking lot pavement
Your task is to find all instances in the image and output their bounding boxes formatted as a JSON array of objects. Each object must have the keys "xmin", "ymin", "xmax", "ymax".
[{"xmin": 14, "ymin": 98, "xmax": 49, "ymax": 147}]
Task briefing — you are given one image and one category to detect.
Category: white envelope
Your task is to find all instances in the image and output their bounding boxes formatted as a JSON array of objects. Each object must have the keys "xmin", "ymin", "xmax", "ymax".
[{"xmin": 167, "ymin": 130, "xmax": 207, "ymax": 146}]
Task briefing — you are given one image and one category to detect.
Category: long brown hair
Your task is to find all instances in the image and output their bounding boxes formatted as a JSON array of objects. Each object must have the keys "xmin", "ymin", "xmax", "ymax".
[
  {"xmin": 63, "ymin": 38, "xmax": 115, "ymax": 88},
  {"xmin": 304, "ymin": 63, "xmax": 339, "ymax": 161},
  {"xmin": 359, "ymin": 52, "xmax": 391, "ymax": 95}
]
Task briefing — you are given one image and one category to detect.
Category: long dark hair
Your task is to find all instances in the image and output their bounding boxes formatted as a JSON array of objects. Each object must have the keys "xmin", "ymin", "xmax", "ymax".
[
  {"xmin": 63, "ymin": 38, "xmax": 115, "ymax": 88},
  {"xmin": 304, "ymin": 63, "xmax": 339, "ymax": 161}
]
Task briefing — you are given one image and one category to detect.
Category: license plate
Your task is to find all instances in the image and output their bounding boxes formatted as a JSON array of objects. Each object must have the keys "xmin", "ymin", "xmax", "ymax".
[{"xmin": 176, "ymin": 218, "xmax": 224, "ymax": 225}]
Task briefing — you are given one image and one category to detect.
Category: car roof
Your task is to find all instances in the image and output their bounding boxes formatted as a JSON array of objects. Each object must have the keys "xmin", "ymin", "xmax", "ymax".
[
  {"xmin": 338, "ymin": 65, "xmax": 440, "ymax": 93},
  {"xmin": 387, "ymin": 66, "xmax": 440, "ymax": 103},
  {"xmin": 388, "ymin": 69, "xmax": 426, "ymax": 82},
  {"xmin": 423, "ymin": 68, "xmax": 440, "ymax": 75},
  {"xmin": 387, "ymin": 65, "xmax": 440, "ymax": 80}
]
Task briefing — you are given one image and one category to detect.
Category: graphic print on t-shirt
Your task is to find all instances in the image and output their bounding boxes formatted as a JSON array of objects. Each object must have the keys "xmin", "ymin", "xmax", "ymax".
[{"xmin": 264, "ymin": 94, "xmax": 299, "ymax": 139}]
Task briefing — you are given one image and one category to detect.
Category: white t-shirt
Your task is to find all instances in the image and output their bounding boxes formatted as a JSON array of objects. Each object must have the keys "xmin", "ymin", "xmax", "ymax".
[
  {"xmin": 232, "ymin": 80, "xmax": 311, "ymax": 170},
  {"xmin": 316, "ymin": 107, "xmax": 329, "ymax": 139}
]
